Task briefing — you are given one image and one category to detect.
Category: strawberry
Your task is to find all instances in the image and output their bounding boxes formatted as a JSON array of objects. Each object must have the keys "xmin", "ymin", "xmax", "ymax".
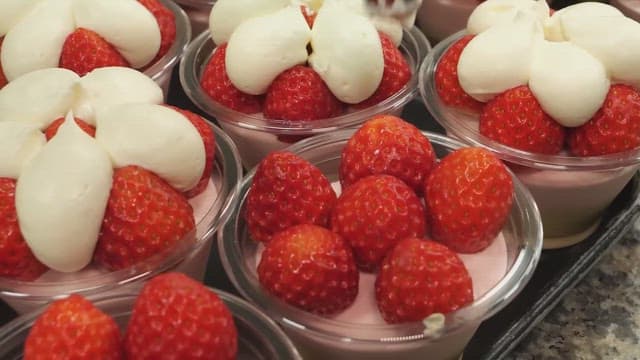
[
  {"xmin": 257, "ymin": 224, "xmax": 358, "ymax": 315},
  {"xmin": 300, "ymin": 5, "xmax": 316, "ymax": 28},
  {"xmin": 124, "ymin": 273, "xmax": 237, "ymax": 360},
  {"xmin": 264, "ymin": 65, "xmax": 344, "ymax": 121},
  {"xmin": 331, "ymin": 174, "xmax": 426, "ymax": 271},
  {"xmin": 24, "ymin": 294, "xmax": 122, "ymax": 360},
  {"xmin": 138, "ymin": 0, "xmax": 176, "ymax": 62},
  {"xmin": 339, "ymin": 115, "xmax": 436, "ymax": 194},
  {"xmin": 479, "ymin": 85, "xmax": 565, "ymax": 154},
  {"xmin": 435, "ymin": 35, "xmax": 484, "ymax": 113},
  {"xmin": 245, "ymin": 151, "xmax": 337, "ymax": 243},
  {"xmin": 44, "ymin": 117, "xmax": 96, "ymax": 141},
  {"xmin": 0, "ymin": 37, "xmax": 7, "ymax": 89},
  {"xmin": 200, "ymin": 44, "xmax": 263, "ymax": 114},
  {"xmin": 375, "ymin": 238, "xmax": 473, "ymax": 323},
  {"xmin": 59, "ymin": 28, "xmax": 129, "ymax": 77},
  {"xmin": 355, "ymin": 33, "xmax": 411, "ymax": 109},
  {"xmin": 568, "ymin": 84, "xmax": 640, "ymax": 156},
  {"xmin": 0, "ymin": 178, "xmax": 47, "ymax": 281},
  {"xmin": 425, "ymin": 147, "xmax": 513, "ymax": 253},
  {"xmin": 94, "ymin": 166, "xmax": 195, "ymax": 270},
  {"xmin": 166, "ymin": 106, "xmax": 216, "ymax": 198}
]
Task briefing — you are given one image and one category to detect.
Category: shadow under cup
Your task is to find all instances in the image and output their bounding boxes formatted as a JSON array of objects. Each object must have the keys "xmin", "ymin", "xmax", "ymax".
[
  {"xmin": 0, "ymin": 124, "xmax": 242, "ymax": 314},
  {"xmin": 218, "ymin": 129, "xmax": 543, "ymax": 360},
  {"xmin": 419, "ymin": 31, "xmax": 640, "ymax": 249}
]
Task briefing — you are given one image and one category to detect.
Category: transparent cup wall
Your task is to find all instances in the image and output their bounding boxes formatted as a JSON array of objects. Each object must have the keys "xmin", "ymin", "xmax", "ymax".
[{"xmin": 175, "ymin": 0, "xmax": 214, "ymax": 37}]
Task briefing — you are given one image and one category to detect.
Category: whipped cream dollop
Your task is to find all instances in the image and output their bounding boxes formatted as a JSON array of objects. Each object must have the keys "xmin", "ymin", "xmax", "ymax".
[
  {"xmin": 209, "ymin": 0, "xmax": 290, "ymax": 46},
  {"xmin": 0, "ymin": 0, "xmax": 162, "ymax": 81},
  {"xmin": 467, "ymin": 0, "xmax": 550, "ymax": 35},
  {"xmin": 95, "ymin": 104, "xmax": 205, "ymax": 192},
  {"xmin": 16, "ymin": 113, "xmax": 113, "ymax": 272},
  {"xmin": 225, "ymin": 6, "xmax": 311, "ymax": 95},
  {"xmin": 0, "ymin": 122, "xmax": 46, "ymax": 179}
]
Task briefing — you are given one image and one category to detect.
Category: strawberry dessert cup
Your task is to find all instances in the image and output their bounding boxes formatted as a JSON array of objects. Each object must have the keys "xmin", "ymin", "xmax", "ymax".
[
  {"xmin": 218, "ymin": 128, "xmax": 542, "ymax": 360},
  {"xmin": 0, "ymin": 280, "xmax": 301, "ymax": 359},
  {"xmin": 0, "ymin": 0, "xmax": 191, "ymax": 95},
  {"xmin": 419, "ymin": 1, "xmax": 640, "ymax": 248},
  {"xmin": 180, "ymin": 1, "xmax": 431, "ymax": 169}
]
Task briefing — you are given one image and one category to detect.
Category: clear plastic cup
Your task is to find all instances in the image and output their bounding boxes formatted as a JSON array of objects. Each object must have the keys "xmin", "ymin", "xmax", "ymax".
[
  {"xmin": 174, "ymin": 0, "xmax": 214, "ymax": 38},
  {"xmin": 0, "ymin": 123, "xmax": 242, "ymax": 314},
  {"xmin": 0, "ymin": 286, "xmax": 302, "ymax": 360},
  {"xmin": 180, "ymin": 27, "xmax": 431, "ymax": 169},
  {"xmin": 218, "ymin": 129, "xmax": 543, "ymax": 360},
  {"xmin": 419, "ymin": 31, "xmax": 640, "ymax": 249},
  {"xmin": 416, "ymin": 0, "xmax": 477, "ymax": 43}
]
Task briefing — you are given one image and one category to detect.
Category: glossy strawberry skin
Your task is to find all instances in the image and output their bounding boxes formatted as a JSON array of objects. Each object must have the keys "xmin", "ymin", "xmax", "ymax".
[
  {"xmin": 59, "ymin": 28, "xmax": 130, "ymax": 77},
  {"xmin": 137, "ymin": 0, "xmax": 176, "ymax": 62},
  {"xmin": 435, "ymin": 35, "xmax": 484, "ymax": 113},
  {"xmin": 0, "ymin": 178, "xmax": 47, "ymax": 281},
  {"xmin": 568, "ymin": 84, "xmax": 640, "ymax": 156},
  {"xmin": 24, "ymin": 295, "xmax": 123, "ymax": 360},
  {"xmin": 331, "ymin": 174, "xmax": 426, "ymax": 271},
  {"xmin": 245, "ymin": 151, "xmax": 337, "ymax": 243},
  {"xmin": 165, "ymin": 106, "xmax": 216, "ymax": 198},
  {"xmin": 355, "ymin": 33, "xmax": 411, "ymax": 109},
  {"xmin": 124, "ymin": 273, "xmax": 237, "ymax": 360},
  {"xmin": 339, "ymin": 115, "xmax": 436, "ymax": 194},
  {"xmin": 480, "ymin": 85, "xmax": 566, "ymax": 155},
  {"xmin": 425, "ymin": 148, "xmax": 513, "ymax": 253},
  {"xmin": 200, "ymin": 44, "xmax": 263, "ymax": 114},
  {"xmin": 258, "ymin": 224, "xmax": 359, "ymax": 315},
  {"xmin": 375, "ymin": 238, "xmax": 473, "ymax": 324},
  {"xmin": 264, "ymin": 65, "xmax": 344, "ymax": 121},
  {"xmin": 44, "ymin": 117, "xmax": 96, "ymax": 141},
  {"xmin": 94, "ymin": 166, "xmax": 195, "ymax": 270},
  {"xmin": 0, "ymin": 37, "xmax": 7, "ymax": 89}
]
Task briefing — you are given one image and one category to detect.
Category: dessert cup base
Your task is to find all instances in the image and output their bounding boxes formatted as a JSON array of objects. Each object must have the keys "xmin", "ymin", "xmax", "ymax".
[{"xmin": 542, "ymin": 219, "xmax": 601, "ymax": 250}]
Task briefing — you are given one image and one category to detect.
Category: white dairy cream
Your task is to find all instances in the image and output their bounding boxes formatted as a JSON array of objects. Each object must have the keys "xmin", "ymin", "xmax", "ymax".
[
  {"xmin": 1, "ymin": 0, "xmax": 75, "ymax": 81},
  {"xmin": 309, "ymin": 2, "xmax": 384, "ymax": 104},
  {"xmin": 458, "ymin": 14, "xmax": 543, "ymax": 102},
  {"xmin": 0, "ymin": 0, "xmax": 40, "ymax": 37},
  {"xmin": 73, "ymin": 0, "xmax": 161, "ymax": 68},
  {"xmin": 0, "ymin": 68, "xmax": 79, "ymax": 129},
  {"xmin": 0, "ymin": 122, "xmax": 46, "ymax": 179},
  {"xmin": 370, "ymin": 15, "xmax": 404, "ymax": 46},
  {"xmin": 545, "ymin": 2, "xmax": 623, "ymax": 41},
  {"xmin": 225, "ymin": 6, "xmax": 311, "ymax": 95},
  {"xmin": 467, "ymin": 0, "xmax": 549, "ymax": 35},
  {"xmin": 209, "ymin": 0, "xmax": 290, "ymax": 46},
  {"xmin": 16, "ymin": 114, "xmax": 113, "ymax": 272},
  {"xmin": 73, "ymin": 67, "xmax": 164, "ymax": 125},
  {"xmin": 529, "ymin": 41, "xmax": 609, "ymax": 127},
  {"xmin": 95, "ymin": 103, "xmax": 205, "ymax": 191}
]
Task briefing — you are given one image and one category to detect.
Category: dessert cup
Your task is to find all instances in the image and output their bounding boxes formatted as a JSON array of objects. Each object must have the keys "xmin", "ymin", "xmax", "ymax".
[
  {"xmin": 0, "ymin": 287, "xmax": 302, "ymax": 360},
  {"xmin": 0, "ymin": 123, "xmax": 242, "ymax": 314},
  {"xmin": 174, "ymin": 0, "xmax": 215, "ymax": 38},
  {"xmin": 416, "ymin": 0, "xmax": 478, "ymax": 43},
  {"xmin": 218, "ymin": 129, "xmax": 543, "ymax": 360},
  {"xmin": 419, "ymin": 31, "xmax": 640, "ymax": 249},
  {"xmin": 180, "ymin": 28, "xmax": 431, "ymax": 169}
]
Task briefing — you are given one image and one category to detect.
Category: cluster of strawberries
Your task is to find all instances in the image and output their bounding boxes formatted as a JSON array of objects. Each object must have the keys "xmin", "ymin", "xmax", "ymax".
[
  {"xmin": 0, "ymin": 107, "xmax": 215, "ymax": 281},
  {"xmin": 23, "ymin": 273, "xmax": 238, "ymax": 360},
  {"xmin": 244, "ymin": 114, "xmax": 514, "ymax": 323},
  {"xmin": 200, "ymin": 6, "xmax": 412, "ymax": 121},
  {"xmin": 436, "ymin": 35, "xmax": 640, "ymax": 157}
]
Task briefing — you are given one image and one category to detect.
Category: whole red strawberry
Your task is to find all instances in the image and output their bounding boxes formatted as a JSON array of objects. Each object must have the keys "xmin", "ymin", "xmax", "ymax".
[
  {"xmin": 166, "ymin": 106, "xmax": 216, "ymax": 198},
  {"xmin": 568, "ymin": 84, "xmax": 640, "ymax": 156},
  {"xmin": 355, "ymin": 33, "xmax": 411, "ymax": 109},
  {"xmin": 339, "ymin": 115, "xmax": 436, "ymax": 194},
  {"xmin": 94, "ymin": 165, "xmax": 195, "ymax": 270},
  {"xmin": 480, "ymin": 85, "xmax": 565, "ymax": 154},
  {"xmin": 59, "ymin": 28, "xmax": 130, "ymax": 77},
  {"xmin": 200, "ymin": 44, "xmax": 263, "ymax": 114},
  {"xmin": 124, "ymin": 273, "xmax": 237, "ymax": 360},
  {"xmin": 258, "ymin": 224, "xmax": 359, "ymax": 315},
  {"xmin": 264, "ymin": 65, "xmax": 343, "ymax": 121},
  {"xmin": 24, "ymin": 294, "xmax": 122, "ymax": 360},
  {"xmin": 245, "ymin": 151, "xmax": 337, "ymax": 243},
  {"xmin": 44, "ymin": 117, "xmax": 96, "ymax": 141},
  {"xmin": 0, "ymin": 37, "xmax": 7, "ymax": 89},
  {"xmin": 138, "ymin": 0, "xmax": 176, "ymax": 62},
  {"xmin": 375, "ymin": 238, "xmax": 473, "ymax": 323},
  {"xmin": 425, "ymin": 147, "xmax": 513, "ymax": 253},
  {"xmin": 435, "ymin": 35, "xmax": 484, "ymax": 113},
  {"xmin": 331, "ymin": 174, "xmax": 426, "ymax": 271},
  {"xmin": 0, "ymin": 178, "xmax": 47, "ymax": 281}
]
